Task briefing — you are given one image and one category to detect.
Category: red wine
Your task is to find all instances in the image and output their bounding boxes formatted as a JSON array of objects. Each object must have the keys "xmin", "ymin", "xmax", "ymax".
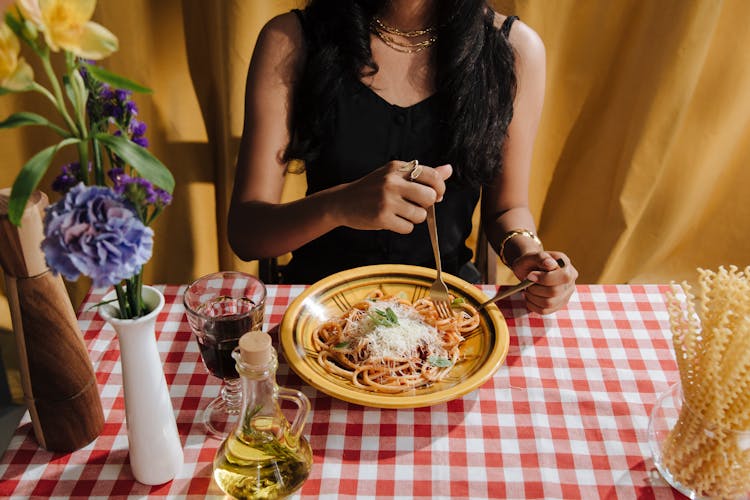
[{"xmin": 192, "ymin": 297, "xmax": 263, "ymax": 379}]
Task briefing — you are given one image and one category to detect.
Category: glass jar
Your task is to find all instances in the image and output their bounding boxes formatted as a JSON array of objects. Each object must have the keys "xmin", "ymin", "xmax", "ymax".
[{"xmin": 648, "ymin": 381, "xmax": 750, "ymax": 499}]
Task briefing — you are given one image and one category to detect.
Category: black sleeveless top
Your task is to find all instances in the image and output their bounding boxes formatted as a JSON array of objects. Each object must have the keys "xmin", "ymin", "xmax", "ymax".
[{"xmin": 282, "ymin": 11, "xmax": 518, "ymax": 284}]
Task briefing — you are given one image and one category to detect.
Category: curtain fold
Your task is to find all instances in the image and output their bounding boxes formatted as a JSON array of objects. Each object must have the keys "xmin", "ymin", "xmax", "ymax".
[{"xmin": 1, "ymin": 0, "xmax": 749, "ymax": 330}]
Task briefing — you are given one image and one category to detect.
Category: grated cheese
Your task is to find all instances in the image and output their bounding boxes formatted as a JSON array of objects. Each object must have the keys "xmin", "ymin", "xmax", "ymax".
[{"xmin": 347, "ymin": 300, "xmax": 445, "ymax": 360}]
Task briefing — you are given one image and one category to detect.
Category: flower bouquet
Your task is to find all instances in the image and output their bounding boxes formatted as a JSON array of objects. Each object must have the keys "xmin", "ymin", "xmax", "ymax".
[
  {"xmin": 0, "ymin": 2, "xmax": 183, "ymax": 474},
  {"xmin": 1, "ymin": 0, "xmax": 173, "ymax": 319}
]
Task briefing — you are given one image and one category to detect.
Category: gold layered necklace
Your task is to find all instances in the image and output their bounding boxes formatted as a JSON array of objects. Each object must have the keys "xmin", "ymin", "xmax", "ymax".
[{"xmin": 371, "ymin": 17, "xmax": 437, "ymax": 53}]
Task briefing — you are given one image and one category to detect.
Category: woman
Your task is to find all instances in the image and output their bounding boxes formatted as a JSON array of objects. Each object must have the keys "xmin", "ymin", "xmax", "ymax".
[{"xmin": 228, "ymin": 0, "xmax": 578, "ymax": 314}]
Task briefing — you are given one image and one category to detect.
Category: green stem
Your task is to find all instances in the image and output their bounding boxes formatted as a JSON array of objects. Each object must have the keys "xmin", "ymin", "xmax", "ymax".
[
  {"xmin": 67, "ymin": 55, "xmax": 89, "ymax": 143},
  {"xmin": 39, "ymin": 50, "xmax": 78, "ymax": 136},
  {"xmin": 28, "ymin": 83, "xmax": 72, "ymax": 138},
  {"xmin": 92, "ymin": 137, "xmax": 105, "ymax": 185},
  {"xmin": 106, "ymin": 147, "xmax": 121, "ymax": 170},
  {"xmin": 114, "ymin": 283, "xmax": 130, "ymax": 319},
  {"xmin": 146, "ymin": 206, "xmax": 162, "ymax": 225},
  {"xmin": 30, "ymin": 81, "xmax": 58, "ymax": 107},
  {"xmin": 136, "ymin": 273, "xmax": 144, "ymax": 314},
  {"xmin": 126, "ymin": 277, "xmax": 141, "ymax": 318},
  {"xmin": 65, "ymin": 51, "xmax": 75, "ymax": 76},
  {"xmin": 76, "ymin": 141, "xmax": 89, "ymax": 183}
]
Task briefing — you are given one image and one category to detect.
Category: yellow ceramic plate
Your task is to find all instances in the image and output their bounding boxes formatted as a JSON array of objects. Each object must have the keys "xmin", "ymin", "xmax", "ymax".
[{"xmin": 279, "ymin": 265, "xmax": 509, "ymax": 408}]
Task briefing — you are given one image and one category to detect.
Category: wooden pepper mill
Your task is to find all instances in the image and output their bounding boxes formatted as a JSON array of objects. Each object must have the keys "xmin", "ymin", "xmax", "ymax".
[{"xmin": 0, "ymin": 189, "xmax": 104, "ymax": 452}]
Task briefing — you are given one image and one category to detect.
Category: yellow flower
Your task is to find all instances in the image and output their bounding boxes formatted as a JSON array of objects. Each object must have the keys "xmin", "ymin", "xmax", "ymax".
[
  {"xmin": 36, "ymin": 0, "xmax": 118, "ymax": 59},
  {"xmin": 15, "ymin": 0, "xmax": 44, "ymax": 28},
  {"xmin": 0, "ymin": 22, "xmax": 33, "ymax": 90}
]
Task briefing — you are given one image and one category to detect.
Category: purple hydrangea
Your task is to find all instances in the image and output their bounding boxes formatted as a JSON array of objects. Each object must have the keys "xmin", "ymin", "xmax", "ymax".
[{"xmin": 41, "ymin": 183, "xmax": 154, "ymax": 288}]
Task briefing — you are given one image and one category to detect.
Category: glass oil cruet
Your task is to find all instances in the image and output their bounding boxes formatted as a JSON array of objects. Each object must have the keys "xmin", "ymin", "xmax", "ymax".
[{"xmin": 213, "ymin": 330, "xmax": 313, "ymax": 499}]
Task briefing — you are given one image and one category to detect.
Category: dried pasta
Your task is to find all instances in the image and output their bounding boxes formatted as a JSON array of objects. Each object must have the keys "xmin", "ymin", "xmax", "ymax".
[
  {"xmin": 313, "ymin": 290, "xmax": 479, "ymax": 393},
  {"xmin": 664, "ymin": 266, "xmax": 750, "ymax": 499}
]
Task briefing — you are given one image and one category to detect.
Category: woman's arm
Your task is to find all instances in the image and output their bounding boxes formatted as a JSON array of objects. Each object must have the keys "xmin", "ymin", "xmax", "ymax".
[
  {"xmin": 227, "ymin": 13, "xmax": 334, "ymax": 260},
  {"xmin": 481, "ymin": 16, "xmax": 578, "ymax": 313},
  {"xmin": 228, "ymin": 13, "xmax": 451, "ymax": 261}
]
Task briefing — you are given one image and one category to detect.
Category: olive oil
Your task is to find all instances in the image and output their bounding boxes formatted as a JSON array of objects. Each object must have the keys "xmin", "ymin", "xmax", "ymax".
[
  {"xmin": 213, "ymin": 331, "xmax": 312, "ymax": 499},
  {"xmin": 213, "ymin": 418, "xmax": 312, "ymax": 499}
]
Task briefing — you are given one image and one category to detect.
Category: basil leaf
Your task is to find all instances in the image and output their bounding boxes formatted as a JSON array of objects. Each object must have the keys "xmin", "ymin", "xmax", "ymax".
[
  {"xmin": 451, "ymin": 297, "xmax": 465, "ymax": 306},
  {"xmin": 334, "ymin": 341, "xmax": 349, "ymax": 349},
  {"xmin": 428, "ymin": 355, "xmax": 453, "ymax": 368},
  {"xmin": 368, "ymin": 308, "xmax": 398, "ymax": 327},
  {"xmin": 385, "ymin": 307, "xmax": 399, "ymax": 325},
  {"xmin": 367, "ymin": 310, "xmax": 386, "ymax": 326}
]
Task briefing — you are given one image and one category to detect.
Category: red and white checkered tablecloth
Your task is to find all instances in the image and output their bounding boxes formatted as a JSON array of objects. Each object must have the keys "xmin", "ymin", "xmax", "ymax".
[{"xmin": 0, "ymin": 284, "xmax": 687, "ymax": 499}]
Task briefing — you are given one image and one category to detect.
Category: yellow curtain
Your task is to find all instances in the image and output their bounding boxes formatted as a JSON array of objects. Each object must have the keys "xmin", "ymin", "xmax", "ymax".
[
  {"xmin": 2, "ymin": 0, "xmax": 750, "ymax": 335},
  {"xmin": 500, "ymin": 0, "xmax": 750, "ymax": 285}
]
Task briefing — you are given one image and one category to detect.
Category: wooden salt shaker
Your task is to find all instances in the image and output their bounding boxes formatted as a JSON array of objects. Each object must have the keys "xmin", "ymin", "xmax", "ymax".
[{"xmin": 0, "ymin": 189, "xmax": 104, "ymax": 451}]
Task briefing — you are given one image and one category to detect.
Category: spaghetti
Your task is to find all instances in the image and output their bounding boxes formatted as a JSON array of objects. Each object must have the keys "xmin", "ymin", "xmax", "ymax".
[{"xmin": 313, "ymin": 290, "xmax": 480, "ymax": 393}]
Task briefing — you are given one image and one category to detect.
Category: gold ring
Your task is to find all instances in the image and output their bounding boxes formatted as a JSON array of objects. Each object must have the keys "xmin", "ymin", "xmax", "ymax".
[
  {"xmin": 409, "ymin": 160, "xmax": 423, "ymax": 181},
  {"xmin": 398, "ymin": 159, "xmax": 418, "ymax": 172}
]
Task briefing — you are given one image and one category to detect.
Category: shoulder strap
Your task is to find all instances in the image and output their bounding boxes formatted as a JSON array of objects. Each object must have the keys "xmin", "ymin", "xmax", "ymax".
[{"xmin": 500, "ymin": 15, "xmax": 519, "ymax": 37}]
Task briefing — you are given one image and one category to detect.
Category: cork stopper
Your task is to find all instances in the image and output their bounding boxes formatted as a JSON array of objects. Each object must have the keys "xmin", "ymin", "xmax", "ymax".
[{"xmin": 238, "ymin": 330, "xmax": 273, "ymax": 365}]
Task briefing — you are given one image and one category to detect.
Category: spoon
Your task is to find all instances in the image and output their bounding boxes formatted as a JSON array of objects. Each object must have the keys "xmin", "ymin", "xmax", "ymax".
[{"xmin": 477, "ymin": 258, "xmax": 565, "ymax": 310}]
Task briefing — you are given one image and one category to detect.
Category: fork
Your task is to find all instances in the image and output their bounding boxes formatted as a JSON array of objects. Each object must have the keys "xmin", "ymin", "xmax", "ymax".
[
  {"xmin": 426, "ymin": 205, "xmax": 453, "ymax": 319},
  {"xmin": 477, "ymin": 258, "xmax": 566, "ymax": 311}
]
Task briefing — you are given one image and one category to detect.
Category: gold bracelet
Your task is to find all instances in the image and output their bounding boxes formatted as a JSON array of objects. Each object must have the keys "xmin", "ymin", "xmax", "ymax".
[{"xmin": 499, "ymin": 229, "xmax": 542, "ymax": 267}]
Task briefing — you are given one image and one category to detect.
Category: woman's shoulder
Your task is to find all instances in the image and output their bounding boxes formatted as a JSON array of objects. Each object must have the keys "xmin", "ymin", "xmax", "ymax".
[
  {"xmin": 257, "ymin": 11, "xmax": 305, "ymax": 49},
  {"xmin": 250, "ymin": 11, "xmax": 306, "ymax": 73},
  {"xmin": 491, "ymin": 12, "xmax": 545, "ymax": 64}
]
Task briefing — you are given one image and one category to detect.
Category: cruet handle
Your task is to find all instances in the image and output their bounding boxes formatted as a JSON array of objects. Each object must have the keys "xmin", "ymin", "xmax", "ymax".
[{"xmin": 277, "ymin": 387, "xmax": 311, "ymax": 439}]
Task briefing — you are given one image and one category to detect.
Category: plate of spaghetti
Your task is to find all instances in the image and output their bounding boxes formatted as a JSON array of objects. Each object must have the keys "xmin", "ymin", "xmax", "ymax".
[{"xmin": 279, "ymin": 264, "xmax": 509, "ymax": 408}]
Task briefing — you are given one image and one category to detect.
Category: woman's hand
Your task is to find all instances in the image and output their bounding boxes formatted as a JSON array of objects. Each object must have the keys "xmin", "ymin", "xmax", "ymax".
[
  {"xmin": 510, "ymin": 250, "xmax": 578, "ymax": 315},
  {"xmin": 332, "ymin": 160, "xmax": 453, "ymax": 233}
]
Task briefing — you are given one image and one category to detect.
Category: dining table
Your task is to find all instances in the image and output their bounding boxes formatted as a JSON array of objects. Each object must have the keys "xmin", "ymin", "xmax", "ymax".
[{"xmin": 0, "ymin": 282, "xmax": 688, "ymax": 499}]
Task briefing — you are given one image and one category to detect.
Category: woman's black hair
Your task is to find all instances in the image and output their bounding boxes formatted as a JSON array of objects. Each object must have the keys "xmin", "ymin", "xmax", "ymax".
[{"xmin": 284, "ymin": 0, "xmax": 517, "ymax": 188}]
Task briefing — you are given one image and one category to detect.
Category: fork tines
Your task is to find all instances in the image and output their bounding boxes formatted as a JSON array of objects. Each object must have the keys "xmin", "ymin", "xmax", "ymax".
[{"xmin": 434, "ymin": 300, "xmax": 452, "ymax": 319}]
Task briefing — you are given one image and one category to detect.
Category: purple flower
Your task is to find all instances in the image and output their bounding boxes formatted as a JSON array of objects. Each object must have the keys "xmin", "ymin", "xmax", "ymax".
[
  {"xmin": 52, "ymin": 163, "xmax": 80, "ymax": 193},
  {"xmin": 129, "ymin": 119, "xmax": 146, "ymax": 137},
  {"xmin": 52, "ymin": 162, "xmax": 91, "ymax": 194},
  {"xmin": 125, "ymin": 100, "xmax": 138, "ymax": 116},
  {"xmin": 42, "ymin": 183, "xmax": 154, "ymax": 287},
  {"xmin": 155, "ymin": 188, "xmax": 172, "ymax": 206},
  {"xmin": 115, "ymin": 89, "xmax": 131, "ymax": 102},
  {"xmin": 130, "ymin": 177, "xmax": 157, "ymax": 203},
  {"xmin": 99, "ymin": 85, "xmax": 113, "ymax": 100},
  {"xmin": 108, "ymin": 167, "xmax": 125, "ymax": 186},
  {"xmin": 128, "ymin": 118, "xmax": 148, "ymax": 147},
  {"xmin": 111, "ymin": 173, "xmax": 171, "ymax": 209}
]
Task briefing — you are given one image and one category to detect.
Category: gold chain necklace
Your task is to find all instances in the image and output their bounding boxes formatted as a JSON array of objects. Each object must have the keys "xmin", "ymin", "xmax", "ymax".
[
  {"xmin": 371, "ymin": 18, "xmax": 437, "ymax": 54},
  {"xmin": 372, "ymin": 17, "xmax": 436, "ymax": 37}
]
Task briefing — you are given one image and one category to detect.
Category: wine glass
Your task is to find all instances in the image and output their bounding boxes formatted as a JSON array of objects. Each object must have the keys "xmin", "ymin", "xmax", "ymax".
[{"xmin": 183, "ymin": 271, "xmax": 266, "ymax": 438}]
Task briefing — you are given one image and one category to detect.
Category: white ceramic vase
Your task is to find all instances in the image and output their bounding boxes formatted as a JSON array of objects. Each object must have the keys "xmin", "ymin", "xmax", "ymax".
[{"xmin": 99, "ymin": 285, "xmax": 184, "ymax": 485}]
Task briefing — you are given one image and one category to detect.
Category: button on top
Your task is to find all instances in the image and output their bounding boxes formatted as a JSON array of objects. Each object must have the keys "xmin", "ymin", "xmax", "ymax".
[{"xmin": 394, "ymin": 113, "xmax": 406, "ymax": 125}]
